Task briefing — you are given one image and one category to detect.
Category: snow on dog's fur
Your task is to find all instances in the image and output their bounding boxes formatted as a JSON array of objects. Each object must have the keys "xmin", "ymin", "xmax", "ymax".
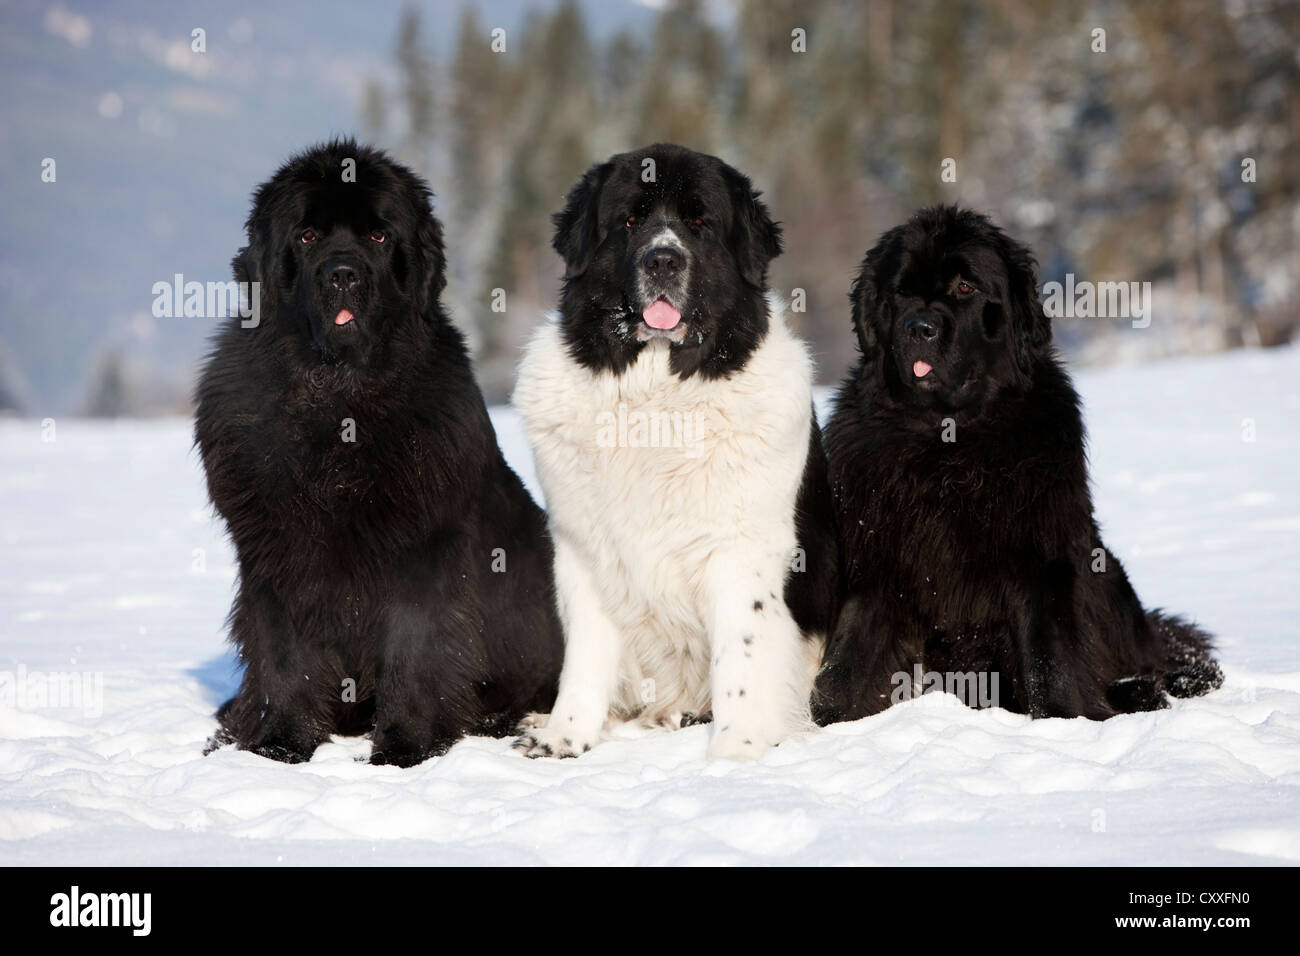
[{"xmin": 513, "ymin": 144, "xmax": 838, "ymax": 760}]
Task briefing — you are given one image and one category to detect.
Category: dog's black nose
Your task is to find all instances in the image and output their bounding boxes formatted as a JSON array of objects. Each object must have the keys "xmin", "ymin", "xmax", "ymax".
[
  {"xmin": 905, "ymin": 315, "xmax": 940, "ymax": 341},
  {"xmin": 641, "ymin": 246, "xmax": 683, "ymax": 278},
  {"xmin": 324, "ymin": 261, "xmax": 360, "ymax": 290}
]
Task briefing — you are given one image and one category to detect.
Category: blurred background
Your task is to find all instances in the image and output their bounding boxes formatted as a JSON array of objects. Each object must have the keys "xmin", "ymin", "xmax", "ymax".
[{"xmin": 1, "ymin": 0, "xmax": 1296, "ymax": 415}]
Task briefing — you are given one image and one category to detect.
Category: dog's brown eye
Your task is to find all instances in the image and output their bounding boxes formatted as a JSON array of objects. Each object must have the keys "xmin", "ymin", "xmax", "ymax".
[
  {"xmin": 626, "ymin": 215, "xmax": 637, "ymax": 228},
  {"xmin": 369, "ymin": 230, "xmax": 386, "ymax": 243},
  {"xmin": 300, "ymin": 229, "xmax": 318, "ymax": 244},
  {"xmin": 955, "ymin": 280, "xmax": 975, "ymax": 295},
  {"xmin": 693, "ymin": 218, "xmax": 705, "ymax": 228}
]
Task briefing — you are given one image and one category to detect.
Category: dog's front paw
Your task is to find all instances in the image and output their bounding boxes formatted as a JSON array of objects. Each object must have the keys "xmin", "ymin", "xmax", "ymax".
[
  {"xmin": 245, "ymin": 713, "xmax": 325, "ymax": 764},
  {"xmin": 514, "ymin": 711, "xmax": 548, "ymax": 733},
  {"xmin": 512, "ymin": 719, "xmax": 597, "ymax": 759},
  {"xmin": 648, "ymin": 710, "xmax": 713, "ymax": 731},
  {"xmin": 202, "ymin": 727, "xmax": 235, "ymax": 756},
  {"xmin": 250, "ymin": 739, "xmax": 316, "ymax": 764},
  {"xmin": 369, "ymin": 722, "xmax": 452, "ymax": 767},
  {"xmin": 707, "ymin": 726, "xmax": 774, "ymax": 762}
]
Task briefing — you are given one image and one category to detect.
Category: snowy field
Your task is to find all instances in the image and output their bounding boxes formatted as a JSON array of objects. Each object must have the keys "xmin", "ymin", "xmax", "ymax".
[{"xmin": 2, "ymin": 347, "xmax": 1299, "ymax": 866}]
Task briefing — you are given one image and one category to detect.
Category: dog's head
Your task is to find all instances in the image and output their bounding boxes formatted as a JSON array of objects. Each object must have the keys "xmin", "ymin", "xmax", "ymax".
[
  {"xmin": 850, "ymin": 205, "xmax": 1050, "ymax": 411},
  {"xmin": 233, "ymin": 138, "xmax": 446, "ymax": 367},
  {"xmin": 551, "ymin": 143, "xmax": 783, "ymax": 379}
]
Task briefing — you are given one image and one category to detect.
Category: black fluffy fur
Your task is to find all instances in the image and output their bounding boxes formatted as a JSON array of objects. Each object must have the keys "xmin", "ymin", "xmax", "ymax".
[
  {"xmin": 813, "ymin": 206, "xmax": 1222, "ymax": 723},
  {"xmin": 552, "ymin": 142, "xmax": 838, "ymax": 640},
  {"xmin": 196, "ymin": 139, "xmax": 563, "ymax": 766}
]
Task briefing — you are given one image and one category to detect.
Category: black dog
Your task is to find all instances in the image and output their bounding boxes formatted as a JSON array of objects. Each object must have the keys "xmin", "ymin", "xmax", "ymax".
[
  {"xmin": 196, "ymin": 139, "xmax": 563, "ymax": 765},
  {"xmin": 814, "ymin": 206, "xmax": 1222, "ymax": 723}
]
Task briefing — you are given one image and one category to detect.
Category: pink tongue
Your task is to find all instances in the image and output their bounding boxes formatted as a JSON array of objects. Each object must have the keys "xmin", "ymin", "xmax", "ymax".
[
  {"xmin": 913, "ymin": 360, "xmax": 932, "ymax": 378},
  {"xmin": 335, "ymin": 309, "xmax": 354, "ymax": 326},
  {"xmin": 643, "ymin": 299, "xmax": 681, "ymax": 330}
]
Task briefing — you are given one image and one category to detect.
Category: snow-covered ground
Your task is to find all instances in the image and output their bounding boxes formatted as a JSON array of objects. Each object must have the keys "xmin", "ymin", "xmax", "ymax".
[{"xmin": 2, "ymin": 347, "xmax": 1298, "ymax": 865}]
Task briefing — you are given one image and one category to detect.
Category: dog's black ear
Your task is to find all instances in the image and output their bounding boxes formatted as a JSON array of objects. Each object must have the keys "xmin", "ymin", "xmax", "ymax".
[
  {"xmin": 1001, "ymin": 235, "xmax": 1051, "ymax": 376},
  {"xmin": 411, "ymin": 193, "xmax": 447, "ymax": 316},
  {"xmin": 552, "ymin": 161, "xmax": 614, "ymax": 279},
  {"xmin": 231, "ymin": 207, "xmax": 279, "ymax": 326},
  {"xmin": 850, "ymin": 230, "xmax": 900, "ymax": 360},
  {"xmin": 231, "ymin": 246, "xmax": 256, "ymax": 286},
  {"xmin": 722, "ymin": 165, "xmax": 783, "ymax": 288},
  {"xmin": 234, "ymin": 172, "xmax": 295, "ymax": 320},
  {"xmin": 230, "ymin": 245, "xmax": 267, "ymax": 326},
  {"xmin": 849, "ymin": 254, "xmax": 879, "ymax": 358}
]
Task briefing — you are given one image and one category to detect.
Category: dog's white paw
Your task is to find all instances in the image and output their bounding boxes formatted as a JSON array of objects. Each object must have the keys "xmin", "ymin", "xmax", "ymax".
[
  {"xmin": 512, "ymin": 718, "xmax": 598, "ymax": 759},
  {"xmin": 514, "ymin": 711, "xmax": 548, "ymax": 732},
  {"xmin": 707, "ymin": 726, "xmax": 774, "ymax": 761}
]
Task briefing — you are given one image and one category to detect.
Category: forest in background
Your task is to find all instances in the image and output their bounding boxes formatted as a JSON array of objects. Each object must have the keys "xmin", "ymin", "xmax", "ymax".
[
  {"xmin": 351, "ymin": 0, "xmax": 1299, "ymax": 401},
  {"xmin": 5, "ymin": 0, "xmax": 1293, "ymax": 415}
]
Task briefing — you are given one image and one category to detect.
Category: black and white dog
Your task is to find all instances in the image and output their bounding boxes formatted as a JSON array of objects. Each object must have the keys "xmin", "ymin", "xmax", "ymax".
[{"xmin": 512, "ymin": 144, "xmax": 838, "ymax": 760}]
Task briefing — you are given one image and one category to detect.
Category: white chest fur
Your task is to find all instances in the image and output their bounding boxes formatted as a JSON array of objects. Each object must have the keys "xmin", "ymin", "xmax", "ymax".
[{"xmin": 513, "ymin": 302, "xmax": 823, "ymax": 759}]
